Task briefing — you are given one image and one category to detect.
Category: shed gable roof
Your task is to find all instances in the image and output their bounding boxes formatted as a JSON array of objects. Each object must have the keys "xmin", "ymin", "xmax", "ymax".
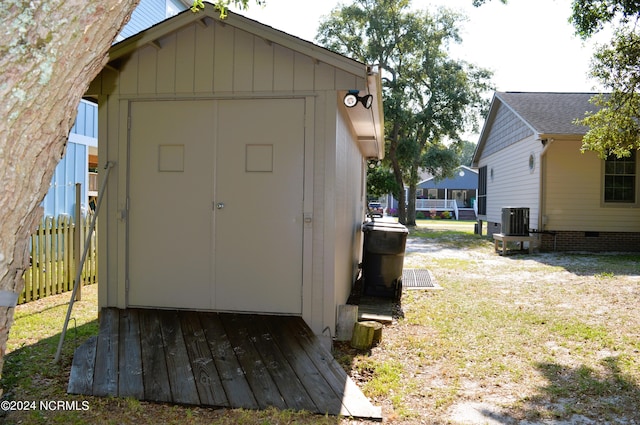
[
  {"xmin": 108, "ymin": 6, "xmax": 366, "ymax": 78},
  {"xmin": 96, "ymin": 4, "xmax": 384, "ymax": 159}
]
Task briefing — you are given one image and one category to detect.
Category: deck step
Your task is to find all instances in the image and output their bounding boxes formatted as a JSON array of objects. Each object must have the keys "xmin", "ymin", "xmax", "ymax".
[{"xmin": 68, "ymin": 308, "xmax": 382, "ymax": 420}]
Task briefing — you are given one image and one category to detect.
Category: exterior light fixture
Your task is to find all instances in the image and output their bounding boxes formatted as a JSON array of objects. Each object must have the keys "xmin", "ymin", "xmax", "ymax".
[
  {"xmin": 343, "ymin": 91, "xmax": 373, "ymax": 109},
  {"xmin": 344, "ymin": 91, "xmax": 359, "ymax": 108}
]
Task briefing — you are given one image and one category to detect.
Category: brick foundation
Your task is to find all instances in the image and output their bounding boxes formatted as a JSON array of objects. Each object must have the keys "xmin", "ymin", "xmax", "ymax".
[
  {"xmin": 486, "ymin": 222, "xmax": 640, "ymax": 252},
  {"xmin": 539, "ymin": 231, "xmax": 640, "ymax": 252}
]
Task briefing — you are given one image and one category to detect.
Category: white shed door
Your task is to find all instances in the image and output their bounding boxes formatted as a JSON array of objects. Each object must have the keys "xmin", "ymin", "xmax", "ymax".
[
  {"xmin": 128, "ymin": 100, "xmax": 215, "ymax": 309},
  {"xmin": 214, "ymin": 99, "xmax": 304, "ymax": 314},
  {"xmin": 127, "ymin": 99, "xmax": 304, "ymax": 314}
]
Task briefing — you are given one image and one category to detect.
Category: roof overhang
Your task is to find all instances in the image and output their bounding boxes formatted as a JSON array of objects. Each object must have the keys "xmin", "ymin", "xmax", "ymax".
[
  {"xmin": 106, "ymin": 6, "xmax": 367, "ymax": 77},
  {"xmin": 339, "ymin": 69, "xmax": 385, "ymax": 160}
]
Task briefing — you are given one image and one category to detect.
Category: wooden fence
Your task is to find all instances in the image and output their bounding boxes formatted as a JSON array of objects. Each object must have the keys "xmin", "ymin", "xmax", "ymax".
[{"xmin": 20, "ymin": 214, "xmax": 97, "ymax": 304}]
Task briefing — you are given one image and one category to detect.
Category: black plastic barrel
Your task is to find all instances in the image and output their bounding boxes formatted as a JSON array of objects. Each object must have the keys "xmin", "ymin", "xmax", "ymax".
[{"xmin": 361, "ymin": 221, "xmax": 408, "ymax": 300}]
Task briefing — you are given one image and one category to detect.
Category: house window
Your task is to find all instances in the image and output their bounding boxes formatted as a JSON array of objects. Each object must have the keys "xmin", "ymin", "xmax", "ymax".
[
  {"xmin": 604, "ymin": 153, "xmax": 636, "ymax": 203},
  {"xmin": 478, "ymin": 166, "xmax": 487, "ymax": 215}
]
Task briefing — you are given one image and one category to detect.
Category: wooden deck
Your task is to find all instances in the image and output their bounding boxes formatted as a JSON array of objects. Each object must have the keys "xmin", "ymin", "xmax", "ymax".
[{"xmin": 68, "ymin": 308, "xmax": 382, "ymax": 420}]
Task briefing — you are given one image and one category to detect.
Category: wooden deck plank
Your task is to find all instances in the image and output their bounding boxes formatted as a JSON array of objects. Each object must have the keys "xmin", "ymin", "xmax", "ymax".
[
  {"xmin": 118, "ymin": 309, "xmax": 144, "ymax": 399},
  {"xmin": 268, "ymin": 317, "xmax": 352, "ymax": 416},
  {"xmin": 179, "ymin": 311, "xmax": 229, "ymax": 407},
  {"xmin": 281, "ymin": 316, "xmax": 382, "ymax": 419},
  {"xmin": 67, "ymin": 335, "xmax": 97, "ymax": 395},
  {"xmin": 139, "ymin": 309, "xmax": 172, "ymax": 403},
  {"xmin": 158, "ymin": 310, "xmax": 200, "ymax": 405},
  {"xmin": 219, "ymin": 314, "xmax": 287, "ymax": 410},
  {"xmin": 234, "ymin": 314, "xmax": 318, "ymax": 412},
  {"xmin": 92, "ymin": 308, "xmax": 119, "ymax": 397},
  {"xmin": 199, "ymin": 312, "xmax": 259, "ymax": 410},
  {"xmin": 69, "ymin": 309, "xmax": 381, "ymax": 420},
  {"xmin": 263, "ymin": 315, "xmax": 344, "ymax": 415}
]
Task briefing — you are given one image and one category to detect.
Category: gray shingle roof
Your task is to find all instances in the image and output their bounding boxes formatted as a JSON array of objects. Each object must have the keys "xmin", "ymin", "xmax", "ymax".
[{"xmin": 496, "ymin": 92, "xmax": 604, "ymax": 135}]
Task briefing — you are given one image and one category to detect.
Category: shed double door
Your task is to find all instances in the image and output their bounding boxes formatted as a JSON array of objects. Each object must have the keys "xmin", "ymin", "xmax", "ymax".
[{"xmin": 128, "ymin": 99, "xmax": 304, "ymax": 314}]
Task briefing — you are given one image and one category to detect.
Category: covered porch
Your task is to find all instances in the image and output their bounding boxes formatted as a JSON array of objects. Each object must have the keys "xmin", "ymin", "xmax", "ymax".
[{"xmin": 68, "ymin": 308, "xmax": 382, "ymax": 420}]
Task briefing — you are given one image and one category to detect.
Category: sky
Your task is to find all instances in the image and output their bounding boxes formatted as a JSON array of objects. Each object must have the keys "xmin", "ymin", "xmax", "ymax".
[{"xmin": 236, "ymin": 0, "xmax": 609, "ymax": 93}]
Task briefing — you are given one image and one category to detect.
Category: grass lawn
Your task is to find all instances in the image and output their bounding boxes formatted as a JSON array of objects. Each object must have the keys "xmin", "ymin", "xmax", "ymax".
[{"xmin": 2, "ymin": 223, "xmax": 639, "ymax": 424}]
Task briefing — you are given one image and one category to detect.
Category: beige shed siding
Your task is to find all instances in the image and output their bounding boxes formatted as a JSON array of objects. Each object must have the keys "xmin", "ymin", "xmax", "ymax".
[
  {"xmin": 543, "ymin": 140, "xmax": 640, "ymax": 232},
  {"xmin": 334, "ymin": 107, "xmax": 366, "ymax": 309},
  {"xmin": 478, "ymin": 134, "xmax": 541, "ymax": 231},
  {"xmin": 112, "ymin": 20, "xmax": 363, "ymax": 96}
]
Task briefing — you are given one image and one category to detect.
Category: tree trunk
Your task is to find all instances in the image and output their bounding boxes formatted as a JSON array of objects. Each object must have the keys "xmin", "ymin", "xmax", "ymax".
[
  {"xmin": 407, "ymin": 183, "xmax": 417, "ymax": 226},
  {"xmin": 0, "ymin": 0, "xmax": 139, "ymax": 389},
  {"xmin": 387, "ymin": 142, "xmax": 406, "ymax": 224},
  {"xmin": 405, "ymin": 163, "xmax": 420, "ymax": 226}
]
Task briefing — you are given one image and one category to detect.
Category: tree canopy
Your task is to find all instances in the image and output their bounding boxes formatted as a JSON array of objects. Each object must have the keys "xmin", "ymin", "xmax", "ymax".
[
  {"xmin": 317, "ymin": 0, "xmax": 492, "ymax": 224},
  {"xmin": 191, "ymin": 0, "xmax": 263, "ymax": 16},
  {"xmin": 570, "ymin": 1, "xmax": 640, "ymax": 158},
  {"xmin": 475, "ymin": 0, "xmax": 640, "ymax": 159}
]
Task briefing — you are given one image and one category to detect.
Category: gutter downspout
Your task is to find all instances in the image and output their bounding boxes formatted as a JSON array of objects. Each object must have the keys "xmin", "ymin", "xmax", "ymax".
[{"xmin": 539, "ymin": 136, "xmax": 555, "ymax": 232}]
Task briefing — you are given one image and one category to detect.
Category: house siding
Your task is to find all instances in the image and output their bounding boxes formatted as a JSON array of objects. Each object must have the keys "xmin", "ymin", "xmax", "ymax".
[
  {"xmin": 43, "ymin": 99, "xmax": 97, "ymax": 219},
  {"xmin": 118, "ymin": 0, "xmax": 185, "ymax": 40},
  {"xmin": 544, "ymin": 140, "xmax": 640, "ymax": 233},
  {"xmin": 479, "ymin": 101, "xmax": 534, "ymax": 158},
  {"xmin": 71, "ymin": 100, "xmax": 98, "ymax": 138},
  {"xmin": 478, "ymin": 134, "xmax": 541, "ymax": 236},
  {"xmin": 42, "ymin": 141, "xmax": 88, "ymax": 219}
]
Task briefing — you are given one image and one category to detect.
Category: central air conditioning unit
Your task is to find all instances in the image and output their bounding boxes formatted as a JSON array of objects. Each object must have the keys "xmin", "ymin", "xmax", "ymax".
[{"xmin": 501, "ymin": 207, "xmax": 529, "ymax": 236}]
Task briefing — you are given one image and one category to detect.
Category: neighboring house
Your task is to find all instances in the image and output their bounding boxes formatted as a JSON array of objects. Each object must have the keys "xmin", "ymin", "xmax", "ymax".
[
  {"xmin": 472, "ymin": 91, "xmax": 640, "ymax": 252},
  {"xmin": 416, "ymin": 165, "xmax": 478, "ymax": 220},
  {"xmin": 43, "ymin": 99, "xmax": 97, "ymax": 219},
  {"xmin": 116, "ymin": 0, "xmax": 186, "ymax": 41},
  {"xmin": 385, "ymin": 166, "xmax": 478, "ymax": 220},
  {"xmin": 87, "ymin": 6, "xmax": 384, "ymax": 339},
  {"xmin": 45, "ymin": 0, "xmax": 189, "ymax": 219}
]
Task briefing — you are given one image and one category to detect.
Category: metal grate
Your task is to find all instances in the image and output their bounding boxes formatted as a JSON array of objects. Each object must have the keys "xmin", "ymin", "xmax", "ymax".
[{"xmin": 402, "ymin": 268, "xmax": 441, "ymax": 290}]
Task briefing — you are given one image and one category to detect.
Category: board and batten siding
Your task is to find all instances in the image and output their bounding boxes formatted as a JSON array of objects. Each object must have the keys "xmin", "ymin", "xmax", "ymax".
[
  {"xmin": 112, "ymin": 19, "xmax": 364, "ymax": 96},
  {"xmin": 97, "ymin": 15, "xmax": 372, "ymax": 337},
  {"xmin": 543, "ymin": 140, "xmax": 640, "ymax": 232},
  {"xmin": 334, "ymin": 106, "xmax": 366, "ymax": 308}
]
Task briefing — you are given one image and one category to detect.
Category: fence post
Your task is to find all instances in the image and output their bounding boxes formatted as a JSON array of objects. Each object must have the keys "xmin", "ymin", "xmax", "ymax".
[{"xmin": 75, "ymin": 183, "xmax": 82, "ymax": 301}]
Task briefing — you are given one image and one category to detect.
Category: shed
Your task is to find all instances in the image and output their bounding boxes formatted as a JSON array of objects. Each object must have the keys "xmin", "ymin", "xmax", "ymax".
[{"xmin": 88, "ymin": 6, "xmax": 384, "ymax": 338}]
